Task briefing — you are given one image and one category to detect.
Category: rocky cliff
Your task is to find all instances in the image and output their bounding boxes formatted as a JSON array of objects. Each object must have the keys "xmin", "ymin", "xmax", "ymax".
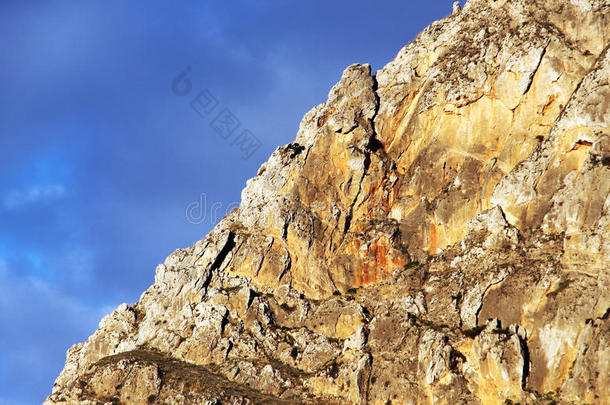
[{"xmin": 46, "ymin": 0, "xmax": 609, "ymax": 403}]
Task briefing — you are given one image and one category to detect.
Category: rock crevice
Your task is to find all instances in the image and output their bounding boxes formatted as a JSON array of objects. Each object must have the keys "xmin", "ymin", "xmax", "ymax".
[{"xmin": 47, "ymin": 0, "xmax": 609, "ymax": 403}]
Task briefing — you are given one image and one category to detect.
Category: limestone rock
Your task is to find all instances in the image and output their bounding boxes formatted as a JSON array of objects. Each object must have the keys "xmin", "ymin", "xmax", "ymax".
[{"xmin": 47, "ymin": 0, "xmax": 609, "ymax": 403}]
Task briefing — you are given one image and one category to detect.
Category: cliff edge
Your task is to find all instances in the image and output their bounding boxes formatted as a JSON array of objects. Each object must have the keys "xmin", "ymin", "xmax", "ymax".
[{"xmin": 47, "ymin": 0, "xmax": 609, "ymax": 403}]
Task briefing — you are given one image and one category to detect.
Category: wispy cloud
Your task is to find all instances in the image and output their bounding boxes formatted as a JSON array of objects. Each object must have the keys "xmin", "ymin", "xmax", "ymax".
[
  {"xmin": 3, "ymin": 184, "xmax": 65, "ymax": 210},
  {"xmin": 0, "ymin": 397, "xmax": 25, "ymax": 405},
  {"xmin": 0, "ymin": 266, "xmax": 111, "ymax": 403},
  {"xmin": 0, "ymin": 1, "xmax": 452, "ymax": 403}
]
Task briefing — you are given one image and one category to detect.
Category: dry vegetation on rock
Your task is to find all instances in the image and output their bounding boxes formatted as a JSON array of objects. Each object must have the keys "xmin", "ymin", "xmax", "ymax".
[{"xmin": 47, "ymin": 0, "xmax": 609, "ymax": 403}]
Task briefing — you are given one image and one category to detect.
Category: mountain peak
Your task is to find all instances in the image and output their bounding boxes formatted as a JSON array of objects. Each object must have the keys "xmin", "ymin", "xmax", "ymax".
[{"xmin": 47, "ymin": 1, "xmax": 609, "ymax": 403}]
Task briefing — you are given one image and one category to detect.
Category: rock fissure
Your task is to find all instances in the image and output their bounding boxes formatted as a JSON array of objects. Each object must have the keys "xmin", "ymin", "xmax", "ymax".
[{"xmin": 47, "ymin": 1, "xmax": 609, "ymax": 403}]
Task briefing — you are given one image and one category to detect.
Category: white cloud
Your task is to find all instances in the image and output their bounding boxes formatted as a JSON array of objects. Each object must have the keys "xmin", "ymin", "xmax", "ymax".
[
  {"xmin": 0, "ymin": 397, "xmax": 26, "ymax": 405},
  {"xmin": 0, "ymin": 269, "xmax": 109, "ymax": 401},
  {"xmin": 3, "ymin": 184, "xmax": 65, "ymax": 209}
]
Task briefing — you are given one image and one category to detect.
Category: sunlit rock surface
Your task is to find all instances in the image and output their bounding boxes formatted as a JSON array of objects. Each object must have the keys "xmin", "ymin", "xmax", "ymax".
[{"xmin": 47, "ymin": 0, "xmax": 609, "ymax": 403}]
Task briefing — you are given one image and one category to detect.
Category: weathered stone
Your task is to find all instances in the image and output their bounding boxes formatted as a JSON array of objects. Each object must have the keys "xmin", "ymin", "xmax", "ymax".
[{"xmin": 47, "ymin": 0, "xmax": 609, "ymax": 403}]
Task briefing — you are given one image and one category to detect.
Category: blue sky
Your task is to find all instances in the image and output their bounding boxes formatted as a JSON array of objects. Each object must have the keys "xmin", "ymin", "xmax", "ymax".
[{"xmin": 0, "ymin": 1, "xmax": 455, "ymax": 403}]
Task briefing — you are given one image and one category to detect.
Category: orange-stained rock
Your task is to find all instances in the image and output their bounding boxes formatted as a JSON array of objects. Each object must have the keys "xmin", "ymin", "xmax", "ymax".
[{"xmin": 47, "ymin": 1, "xmax": 609, "ymax": 404}]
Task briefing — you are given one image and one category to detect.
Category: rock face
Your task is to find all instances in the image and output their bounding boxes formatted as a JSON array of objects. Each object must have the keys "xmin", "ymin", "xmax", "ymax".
[{"xmin": 47, "ymin": 0, "xmax": 609, "ymax": 403}]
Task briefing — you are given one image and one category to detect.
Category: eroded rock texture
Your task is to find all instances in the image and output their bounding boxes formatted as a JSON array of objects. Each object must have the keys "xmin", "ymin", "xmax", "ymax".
[{"xmin": 47, "ymin": 0, "xmax": 609, "ymax": 403}]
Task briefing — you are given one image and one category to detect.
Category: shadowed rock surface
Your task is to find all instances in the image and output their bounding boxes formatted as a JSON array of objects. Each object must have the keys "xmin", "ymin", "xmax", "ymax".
[{"xmin": 47, "ymin": 0, "xmax": 609, "ymax": 403}]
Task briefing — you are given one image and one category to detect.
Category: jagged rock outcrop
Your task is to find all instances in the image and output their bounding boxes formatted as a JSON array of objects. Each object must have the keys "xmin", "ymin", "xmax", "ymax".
[{"xmin": 47, "ymin": 0, "xmax": 609, "ymax": 403}]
